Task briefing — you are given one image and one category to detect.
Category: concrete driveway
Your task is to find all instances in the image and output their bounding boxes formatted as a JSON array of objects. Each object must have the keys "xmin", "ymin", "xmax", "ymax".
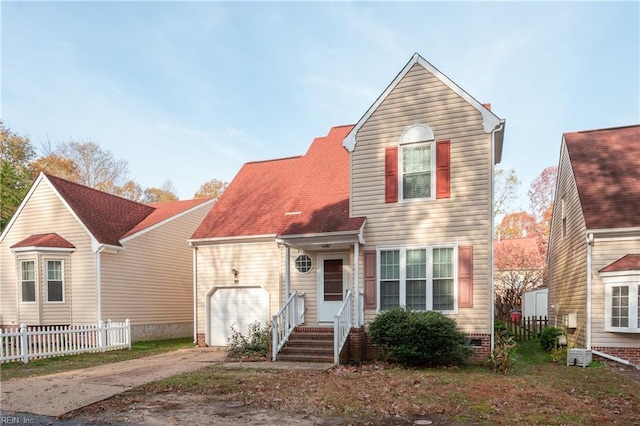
[{"xmin": 0, "ymin": 347, "xmax": 226, "ymax": 417}]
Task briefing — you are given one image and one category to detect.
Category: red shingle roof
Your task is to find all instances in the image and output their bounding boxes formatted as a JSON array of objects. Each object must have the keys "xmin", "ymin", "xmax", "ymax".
[
  {"xmin": 45, "ymin": 174, "xmax": 211, "ymax": 245},
  {"xmin": 11, "ymin": 233, "xmax": 75, "ymax": 249},
  {"xmin": 564, "ymin": 125, "xmax": 640, "ymax": 230},
  {"xmin": 192, "ymin": 125, "xmax": 366, "ymax": 240},
  {"xmin": 599, "ymin": 254, "xmax": 640, "ymax": 273}
]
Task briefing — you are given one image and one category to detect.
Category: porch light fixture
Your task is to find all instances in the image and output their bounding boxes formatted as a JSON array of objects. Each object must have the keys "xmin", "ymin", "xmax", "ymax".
[{"xmin": 232, "ymin": 268, "xmax": 239, "ymax": 283}]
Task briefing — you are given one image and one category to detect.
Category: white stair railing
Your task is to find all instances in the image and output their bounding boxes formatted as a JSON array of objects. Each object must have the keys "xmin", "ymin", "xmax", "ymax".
[
  {"xmin": 334, "ymin": 289, "xmax": 353, "ymax": 365},
  {"xmin": 272, "ymin": 291, "xmax": 305, "ymax": 361}
]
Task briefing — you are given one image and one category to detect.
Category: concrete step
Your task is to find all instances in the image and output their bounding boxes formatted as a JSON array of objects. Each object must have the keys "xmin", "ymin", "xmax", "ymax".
[{"xmin": 276, "ymin": 353, "xmax": 334, "ymax": 363}]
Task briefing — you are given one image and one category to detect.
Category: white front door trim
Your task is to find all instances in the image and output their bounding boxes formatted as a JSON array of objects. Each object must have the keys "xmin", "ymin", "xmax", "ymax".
[{"xmin": 317, "ymin": 252, "xmax": 350, "ymax": 323}]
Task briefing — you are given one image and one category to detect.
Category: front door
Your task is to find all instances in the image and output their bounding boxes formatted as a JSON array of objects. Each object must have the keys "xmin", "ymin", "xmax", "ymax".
[{"xmin": 317, "ymin": 253, "xmax": 349, "ymax": 323}]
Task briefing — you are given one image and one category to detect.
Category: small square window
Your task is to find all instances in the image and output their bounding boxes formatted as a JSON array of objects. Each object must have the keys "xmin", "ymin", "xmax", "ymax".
[{"xmin": 295, "ymin": 254, "xmax": 313, "ymax": 274}]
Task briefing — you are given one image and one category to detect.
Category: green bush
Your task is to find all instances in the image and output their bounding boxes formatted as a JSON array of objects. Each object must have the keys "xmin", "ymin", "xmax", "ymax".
[
  {"xmin": 539, "ymin": 326, "xmax": 564, "ymax": 352},
  {"xmin": 227, "ymin": 321, "xmax": 271, "ymax": 359},
  {"xmin": 368, "ymin": 309, "xmax": 473, "ymax": 367}
]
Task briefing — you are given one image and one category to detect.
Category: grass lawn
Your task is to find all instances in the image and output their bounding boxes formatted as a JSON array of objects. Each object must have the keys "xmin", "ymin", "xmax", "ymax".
[
  {"xmin": 84, "ymin": 339, "xmax": 640, "ymax": 425},
  {"xmin": 0, "ymin": 337, "xmax": 195, "ymax": 381}
]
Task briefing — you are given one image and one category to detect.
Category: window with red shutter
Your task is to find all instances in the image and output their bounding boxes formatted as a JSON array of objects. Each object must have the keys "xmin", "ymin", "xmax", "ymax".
[
  {"xmin": 364, "ymin": 250, "xmax": 377, "ymax": 309},
  {"xmin": 458, "ymin": 246, "xmax": 473, "ymax": 308},
  {"xmin": 385, "ymin": 147, "xmax": 398, "ymax": 203},
  {"xmin": 436, "ymin": 140, "xmax": 450, "ymax": 199}
]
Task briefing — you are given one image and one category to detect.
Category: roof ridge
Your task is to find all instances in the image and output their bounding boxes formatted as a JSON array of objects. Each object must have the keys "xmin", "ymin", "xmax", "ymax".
[
  {"xmin": 43, "ymin": 173, "xmax": 150, "ymax": 206},
  {"xmin": 245, "ymin": 155, "xmax": 303, "ymax": 165},
  {"xmin": 567, "ymin": 124, "xmax": 640, "ymax": 135}
]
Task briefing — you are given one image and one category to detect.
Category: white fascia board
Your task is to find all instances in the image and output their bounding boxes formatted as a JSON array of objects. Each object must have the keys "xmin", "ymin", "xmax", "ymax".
[
  {"xmin": 95, "ymin": 243, "xmax": 123, "ymax": 254},
  {"xmin": 188, "ymin": 234, "xmax": 277, "ymax": 246},
  {"xmin": 120, "ymin": 199, "xmax": 216, "ymax": 244},
  {"xmin": 11, "ymin": 246, "xmax": 76, "ymax": 254},
  {"xmin": 343, "ymin": 53, "xmax": 503, "ymax": 152},
  {"xmin": 587, "ymin": 227, "xmax": 640, "ymax": 237}
]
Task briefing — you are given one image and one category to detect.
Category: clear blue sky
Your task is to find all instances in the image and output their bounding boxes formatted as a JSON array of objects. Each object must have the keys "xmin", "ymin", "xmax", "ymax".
[{"xmin": 2, "ymin": 1, "xmax": 638, "ymax": 210}]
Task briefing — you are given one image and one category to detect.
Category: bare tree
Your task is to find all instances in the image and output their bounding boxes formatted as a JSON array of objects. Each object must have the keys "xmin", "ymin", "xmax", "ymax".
[
  {"xmin": 494, "ymin": 167, "xmax": 521, "ymax": 219},
  {"xmin": 53, "ymin": 140, "xmax": 130, "ymax": 188}
]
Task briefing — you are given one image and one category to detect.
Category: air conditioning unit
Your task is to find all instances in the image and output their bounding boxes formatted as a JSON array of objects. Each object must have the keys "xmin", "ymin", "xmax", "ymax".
[{"xmin": 567, "ymin": 349, "xmax": 592, "ymax": 367}]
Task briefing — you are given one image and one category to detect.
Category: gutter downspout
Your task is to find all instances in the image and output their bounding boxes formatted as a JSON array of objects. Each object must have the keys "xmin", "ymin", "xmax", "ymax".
[
  {"xmin": 96, "ymin": 248, "xmax": 102, "ymax": 322},
  {"xmin": 489, "ymin": 120, "xmax": 505, "ymax": 352},
  {"xmin": 285, "ymin": 245, "xmax": 291, "ymax": 298},
  {"xmin": 354, "ymin": 242, "xmax": 361, "ymax": 326},
  {"xmin": 193, "ymin": 246, "xmax": 198, "ymax": 344},
  {"xmin": 592, "ymin": 349, "xmax": 636, "ymax": 368},
  {"xmin": 586, "ymin": 233, "xmax": 593, "ymax": 349}
]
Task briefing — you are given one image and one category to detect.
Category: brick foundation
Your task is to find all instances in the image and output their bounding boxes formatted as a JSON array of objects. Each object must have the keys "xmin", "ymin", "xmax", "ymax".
[
  {"xmin": 196, "ymin": 333, "xmax": 206, "ymax": 347},
  {"xmin": 592, "ymin": 346, "xmax": 640, "ymax": 366}
]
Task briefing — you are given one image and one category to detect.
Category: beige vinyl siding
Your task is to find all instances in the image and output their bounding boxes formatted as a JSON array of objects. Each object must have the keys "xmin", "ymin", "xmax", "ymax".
[
  {"xmin": 101, "ymin": 204, "xmax": 212, "ymax": 326},
  {"xmin": 547, "ymin": 141, "xmax": 588, "ymax": 347},
  {"xmin": 0, "ymin": 179, "xmax": 96, "ymax": 327},
  {"xmin": 195, "ymin": 240, "xmax": 281, "ymax": 334},
  {"xmin": 591, "ymin": 238, "xmax": 640, "ymax": 348},
  {"xmin": 351, "ymin": 63, "xmax": 493, "ymax": 334},
  {"xmin": 40, "ymin": 255, "xmax": 72, "ymax": 324},
  {"xmin": 287, "ymin": 250, "xmax": 318, "ymax": 324}
]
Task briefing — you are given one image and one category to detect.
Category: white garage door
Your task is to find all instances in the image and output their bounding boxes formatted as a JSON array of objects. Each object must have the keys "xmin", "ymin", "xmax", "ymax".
[{"xmin": 209, "ymin": 287, "xmax": 270, "ymax": 347}]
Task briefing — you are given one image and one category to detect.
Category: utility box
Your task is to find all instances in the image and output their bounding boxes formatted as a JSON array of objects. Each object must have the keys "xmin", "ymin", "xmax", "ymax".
[
  {"xmin": 567, "ymin": 349, "xmax": 592, "ymax": 367},
  {"xmin": 563, "ymin": 313, "xmax": 577, "ymax": 329}
]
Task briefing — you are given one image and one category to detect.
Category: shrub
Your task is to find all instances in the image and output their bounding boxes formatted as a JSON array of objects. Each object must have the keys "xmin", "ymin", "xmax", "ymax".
[
  {"xmin": 226, "ymin": 321, "xmax": 271, "ymax": 360},
  {"xmin": 489, "ymin": 324, "xmax": 517, "ymax": 374},
  {"xmin": 368, "ymin": 309, "xmax": 473, "ymax": 367},
  {"xmin": 550, "ymin": 347, "xmax": 567, "ymax": 364},
  {"xmin": 539, "ymin": 326, "xmax": 564, "ymax": 352}
]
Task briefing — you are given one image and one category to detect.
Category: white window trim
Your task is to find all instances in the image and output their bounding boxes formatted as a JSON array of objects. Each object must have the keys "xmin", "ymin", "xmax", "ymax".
[
  {"xmin": 377, "ymin": 244, "xmax": 458, "ymax": 314},
  {"xmin": 398, "ymin": 141, "xmax": 436, "ymax": 203},
  {"xmin": 398, "ymin": 124, "xmax": 436, "ymax": 203},
  {"xmin": 602, "ymin": 272, "xmax": 640, "ymax": 333},
  {"xmin": 294, "ymin": 254, "xmax": 313, "ymax": 275},
  {"xmin": 19, "ymin": 259, "xmax": 37, "ymax": 304},
  {"xmin": 45, "ymin": 258, "xmax": 66, "ymax": 304}
]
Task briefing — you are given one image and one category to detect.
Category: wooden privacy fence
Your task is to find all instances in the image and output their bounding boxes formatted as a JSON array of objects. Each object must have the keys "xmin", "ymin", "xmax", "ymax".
[
  {"xmin": 506, "ymin": 316, "xmax": 548, "ymax": 341},
  {"xmin": 0, "ymin": 319, "xmax": 131, "ymax": 364}
]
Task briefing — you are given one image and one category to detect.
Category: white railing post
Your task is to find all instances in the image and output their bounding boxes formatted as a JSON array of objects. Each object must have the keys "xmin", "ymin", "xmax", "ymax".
[
  {"xmin": 20, "ymin": 323, "xmax": 28, "ymax": 363},
  {"xmin": 98, "ymin": 320, "xmax": 106, "ymax": 352},
  {"xmin": 272, "ymin": 315, "xmax": 278, "ymax": 361},
  {"xmin": 126, "ymin": 319, "xmax": 131, "ymax": 349}
]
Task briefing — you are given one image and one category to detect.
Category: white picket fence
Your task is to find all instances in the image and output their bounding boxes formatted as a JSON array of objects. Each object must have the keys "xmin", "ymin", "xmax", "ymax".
[{"xmin": 0, "ymin": 319, "xmax": 131, "ymax": 364}]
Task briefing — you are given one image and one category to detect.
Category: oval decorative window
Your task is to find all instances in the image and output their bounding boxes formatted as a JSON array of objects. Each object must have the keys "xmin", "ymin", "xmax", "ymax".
[{"xmin": 295, "ymin": 254, "xmax": 313, "ymax": 274}]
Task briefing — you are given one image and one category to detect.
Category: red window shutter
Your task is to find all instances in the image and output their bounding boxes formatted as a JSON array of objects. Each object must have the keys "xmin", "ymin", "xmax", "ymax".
[
  {"xmin": 385, "ymin": 147, "xmax": 398, "ymax": 203},
  {"xmin": 436, "ymin": 140, "xmax": 450, "ymax": 199},
  {"xmin": 458, "ymin": 246, "xmax": 473, "ymax": 308},
  {"xmin": 364, "ymin": 250, "xmax": 377, "ymax": 309}
]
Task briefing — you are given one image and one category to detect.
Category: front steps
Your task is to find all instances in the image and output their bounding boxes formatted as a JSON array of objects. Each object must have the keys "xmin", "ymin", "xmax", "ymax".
[{"xmin": 276, "ymin": 326, "xmax": 334, "ymax": 363}]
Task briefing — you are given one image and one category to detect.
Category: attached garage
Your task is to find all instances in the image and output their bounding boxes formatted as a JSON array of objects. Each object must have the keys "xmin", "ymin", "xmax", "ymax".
[{"xmin": 206, "ymin": 286, "xmax": 270, "ymax": 346}]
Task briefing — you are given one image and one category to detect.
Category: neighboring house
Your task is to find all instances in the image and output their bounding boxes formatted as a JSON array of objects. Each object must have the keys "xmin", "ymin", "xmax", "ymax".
[
  {"xmin": 494, "ymin": 237, "xmax": 545, "ymax": 320},
  {"xmin": 547, "ymin": 125, "xmax": 640, "ymax": 366},
  {"xmin": 0, "ymin": 173, "xmax": 215, "ymax": 341},
  {"xmin": 190, "ymin": 53, "xmax": 505, "ymax": 361}
]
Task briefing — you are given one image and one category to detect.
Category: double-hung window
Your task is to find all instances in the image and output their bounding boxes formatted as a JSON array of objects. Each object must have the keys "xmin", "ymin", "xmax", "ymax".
[
  {"xmin": 603, "ymin": 275, "xmax": 640, "ymax": 333},
  {"xmin": 401, "ymin": 143, "xmax": 432, "ymax": 200},
  {"xmin": 20, "ymin": 260, "xmax": 36, "ymax": 303},
  {"xmin": 379, "ymin": 246, "xmax": 455, "ymax": 312},
  {"xmin": 46, "ymin": 260, "xmax": 64, "ymax": 303}
]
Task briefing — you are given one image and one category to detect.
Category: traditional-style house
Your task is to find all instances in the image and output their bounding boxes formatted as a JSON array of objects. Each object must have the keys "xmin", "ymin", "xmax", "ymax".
[
  {"xmin": 190, "ymin": 53, "xmax": 506, "ymax": 362},
  {"xmin": 547, "ymin": 125, "xmax": 640, "ymax": 366},
  {"xmin": 0, "ymin": 173, "xmax": 214, "ymax": 341}
]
